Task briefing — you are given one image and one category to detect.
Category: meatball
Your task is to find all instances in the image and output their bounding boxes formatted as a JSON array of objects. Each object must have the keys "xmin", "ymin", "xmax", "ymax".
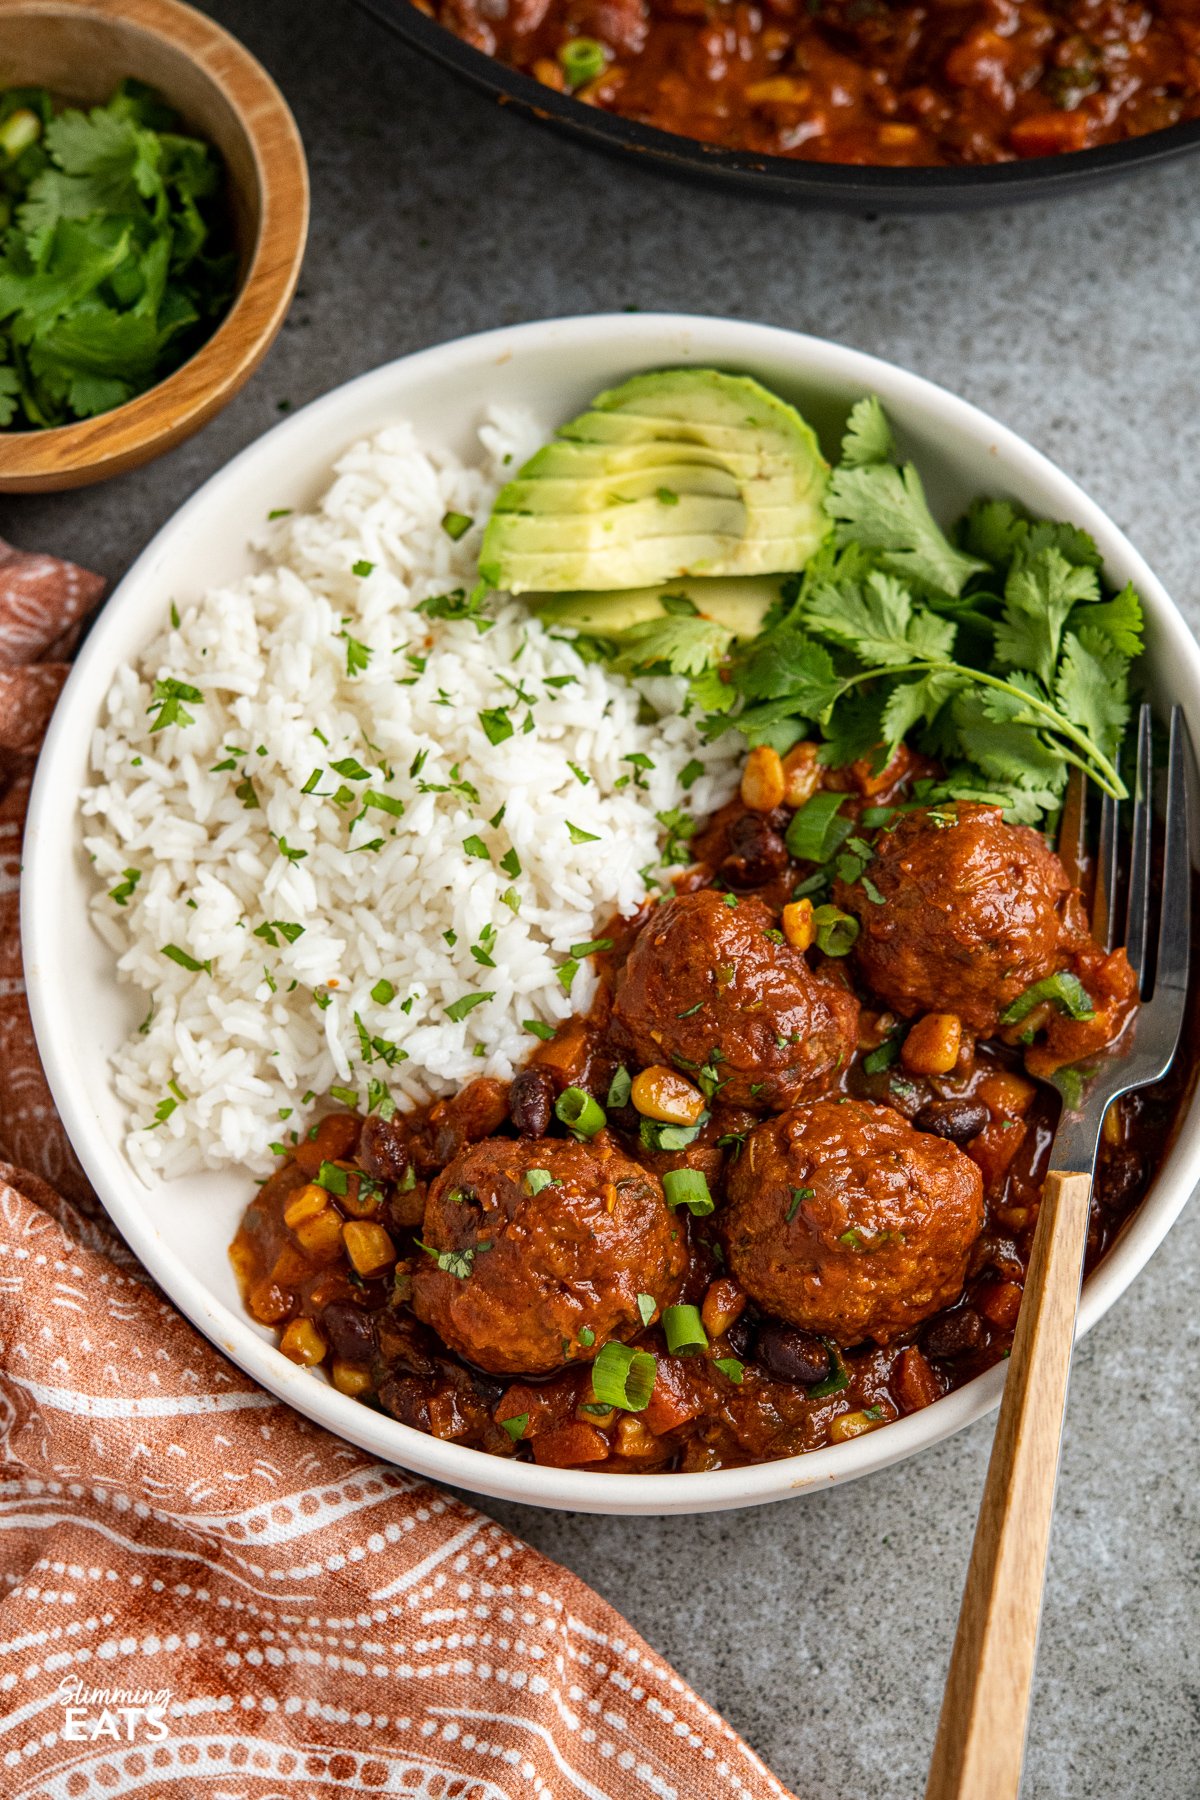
[
  {"xmin": 409, "ymin": 1133, "xmax": 686, "ymax": 1376},
  {"xmin": 611, "ymin": 889, "xmax": 860, "ymax": 1110},
  {"xmin": 836, "ymin": 802, "xmax": 1075, "ymax": 1036},
  {"xmin": 723, "ymin": 1099, "xmax": 984, "ymax": 1346}
]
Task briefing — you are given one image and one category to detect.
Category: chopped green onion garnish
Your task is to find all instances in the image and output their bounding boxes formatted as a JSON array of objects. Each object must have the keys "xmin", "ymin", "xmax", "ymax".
[
  {"xmin": 663, "ymin": 1304, "xmax": 707, "ymax": 1356},
  {"xmin": 591, "ymin": 1340, "xmax": 656, "ymax": 1412},
  {"xmin": 1000, "ymin": 970, "xmax": 1095, "ymax": 1025},
  {"xmin": 371, "ymin": 978, "xmax": 396, "ymax": 1004},
  {"xmin": 555, "ymin": 1087, "xmax": 606, "ymax": 1139},
  {"xmin": 352, "ymin": 559, "xmax": 375, "ymax": 577},
  {"xmin": 558, "ymin": 35, "xmax": 608, "ymax": 88},
  {"xmin": 442, "ymin": 510, "xmax": 474, "ymax": 540},
  {"xmin": 662, "ymin": 1168, "xmax": 714, "ymax": 1215},
  {"xmin": 812, "ymin": 904, "xmax": 859, "ymax": 957},
  {"xmin": 578, "ymin": 1326, "xmax": 595, "ymax": 1347},
  {"xmin": 785, "ymin": 793, "xmax": 853, "ymax": 864}
]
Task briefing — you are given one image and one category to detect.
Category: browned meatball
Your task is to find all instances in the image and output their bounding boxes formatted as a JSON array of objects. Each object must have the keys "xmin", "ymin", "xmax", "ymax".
[
  {"xmin": 835, "ymin": 802, "xmax": 1074, "ymax": 1035},
  {"xmin": 723, "ymin": 1099, "xmax": 984, "ymax": 1346},
  {"xmin": 611, "ymin": 889, "xmax": 860, "ymax": 1109},
  {"xmin": 409, "ymin": 1133, "xmax": 686, "ymax": 1375}
]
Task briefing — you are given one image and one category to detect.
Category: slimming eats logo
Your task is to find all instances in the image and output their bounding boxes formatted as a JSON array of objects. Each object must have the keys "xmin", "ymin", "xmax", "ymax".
[{"xmin": 56, "ymin": 1677, "xmax": 171, "ymax": 1743}]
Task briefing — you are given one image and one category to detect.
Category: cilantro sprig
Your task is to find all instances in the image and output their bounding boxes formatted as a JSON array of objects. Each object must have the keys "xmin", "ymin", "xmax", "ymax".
[{"xmin": 722, "ymin": 396, "xmax": 1140, "ymax": 821}]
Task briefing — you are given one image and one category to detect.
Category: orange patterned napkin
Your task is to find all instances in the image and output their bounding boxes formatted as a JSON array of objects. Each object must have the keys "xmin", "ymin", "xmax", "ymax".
[{"xmin": 0, "ymin": 540, "xmax": 795, "ymax": 1800}]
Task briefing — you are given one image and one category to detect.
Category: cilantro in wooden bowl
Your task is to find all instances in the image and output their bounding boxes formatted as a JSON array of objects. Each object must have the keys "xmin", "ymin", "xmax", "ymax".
[
  {"xmin": 0, "ymin": 80, "xmax": 236, "ymax": 430},
  {"xmin": 0, "ymin": 0, "xmax": 307, "ymax": 492}
]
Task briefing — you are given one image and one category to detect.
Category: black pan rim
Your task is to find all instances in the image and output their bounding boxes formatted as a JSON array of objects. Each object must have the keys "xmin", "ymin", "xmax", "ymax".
[{"xmin": 355, "ymin": 0, "xmax": 1200, "ymax": 211}]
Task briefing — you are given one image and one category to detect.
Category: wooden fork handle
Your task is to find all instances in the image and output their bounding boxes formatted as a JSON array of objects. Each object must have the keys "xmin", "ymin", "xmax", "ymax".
[{"xmin": 924, "ymin": 1168, "xmax": 1094, "ymax": 1800}]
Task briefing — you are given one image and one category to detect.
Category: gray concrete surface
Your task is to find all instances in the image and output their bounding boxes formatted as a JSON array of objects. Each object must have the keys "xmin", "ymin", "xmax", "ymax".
[{"xmin": 4, "ymin": 4, "xmax": 1197, "ymax": 1795}]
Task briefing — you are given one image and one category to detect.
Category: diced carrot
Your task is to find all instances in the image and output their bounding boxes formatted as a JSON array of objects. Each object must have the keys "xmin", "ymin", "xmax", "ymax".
[
  {"xmin": 968, "ymin": 1119, "xmax": 1028, "ymax": 1193},
  {"xmin": 976, "ymin": 1279, "xmax": 1023, "ymax": 1330},
  {"xmin": 1010, "ymin": 110, "xmax": 1089, "ymax": 158},
  {"xmin": 531, "ymin": 1422, "xmax": 610, "ymax": 1467},
  {"xmin": 893, "ymin": 1346, "xmax": 943, "ymax": 1413},
  {"xmin": 294, "ymin": 1111, "xmax": 360, "ymax": 1176},
  {"xmin": 642, "ymin": 1357, "xmax": 707, "ymax": 1435}
]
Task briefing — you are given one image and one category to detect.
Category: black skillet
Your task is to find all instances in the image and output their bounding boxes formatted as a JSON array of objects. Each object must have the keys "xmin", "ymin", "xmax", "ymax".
[{"xmin": 354, "ymin": 0, "xmax": 1200, "ymax": 215}]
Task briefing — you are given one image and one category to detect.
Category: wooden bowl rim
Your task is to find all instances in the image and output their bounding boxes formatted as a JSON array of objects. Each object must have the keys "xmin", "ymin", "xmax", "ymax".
[{"xmin": 0, "ymin": 0, "xmax": 309, "ymax": 485}]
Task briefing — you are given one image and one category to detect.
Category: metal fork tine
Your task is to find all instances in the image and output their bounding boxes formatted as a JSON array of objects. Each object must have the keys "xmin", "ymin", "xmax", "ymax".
[
  {"xmin": 1149, "ymin": 706, "xmax": 1192, "ymax": 1002},
  {"xmin": 1057, "ymin": 765, "xmax": 1088, "ymax": 887},
  {"xmin": 1125, "ymin": 704, "xmax": 1154, "ymax": 989},
  {"xmin": 1091, "ymin": 775, "xmax": 1121, "ymax": 954}
]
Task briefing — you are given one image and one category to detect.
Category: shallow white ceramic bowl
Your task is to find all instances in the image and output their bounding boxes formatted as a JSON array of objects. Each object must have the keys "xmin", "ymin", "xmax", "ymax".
[{"xmin": 23, "ymin": 314, "xmax": 1200, "ymax": 1515}]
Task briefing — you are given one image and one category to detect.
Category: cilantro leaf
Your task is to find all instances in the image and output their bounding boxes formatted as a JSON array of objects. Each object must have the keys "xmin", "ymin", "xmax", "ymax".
[
  {"xmin": 992, "ymin": 547, "xmax": 1099, "ymax": 688},
  {"xmin": 611, "ymin": 614, "xmax": 734, "ymax": 678},
  {"xmin": 840, "ymin": 394, "xmax": 895, "ymax": 467},
  {"xmin": 805, "ymin": 569, "xmax": 956, "ymax": 667},
  {"xmin": 825, "ymin": 460, "xmax": 988, "ymax": 597},
  {"xmin": 1054, "ymin": 627, "xmax": 1130, "ymax": 765},
  {"xmin": 1070, "ymin": 581, "xmax": 1144, "ymax": 659}
]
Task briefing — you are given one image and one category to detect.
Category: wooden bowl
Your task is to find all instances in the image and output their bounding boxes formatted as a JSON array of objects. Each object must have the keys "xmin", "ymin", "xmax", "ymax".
[{"xmin": 0, "ymin": 0, "xmax": 309, "ymax": 491}]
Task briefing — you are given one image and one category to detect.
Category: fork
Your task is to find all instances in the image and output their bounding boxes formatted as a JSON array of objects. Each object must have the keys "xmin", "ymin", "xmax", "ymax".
[{"xmin": 924, "ymin": 702, "xmax": 1193, "ymax": 1800}]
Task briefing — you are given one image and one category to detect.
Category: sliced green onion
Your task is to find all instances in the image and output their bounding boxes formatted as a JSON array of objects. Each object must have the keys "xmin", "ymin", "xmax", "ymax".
[
  {"xmin": 662, "ymin": 1168, "xmax": 714, "ymax": 1215},
  {"xmin": 607, "ymin": 1066, "xmax": 632, "ymax": 1109},
  {"xmin": 555, "ymin": 1086, "xmax": 606, "ymax": 1139},
  {"xmin": 499, "ymin": 1411, "xmax": 529, "ymax": 1441},
  {"xmin": 1000, "ymin": 970, "xmax": 1095, "ymax": 1025},
  {"xmin": 558, "ymin": 35, "xmax": 608, "ymax": 88},
  {"xmin": 591, "ymin": 1340, "xmax": 656, "ymax": 1412},
  {"xmin": 663, "ymin": 1304, "xmax": 707, "ymax": 1356},
  {"xmin": 812, "ymin": 904, "xmax": 859, "ymax": 957},
  {"xmin": 442, "ymin": 510, "xmax": 474, "ymax": 540},
  {"xmin": 862, "ymin": 1032, "xmax": 902, "ymax": 1074},
  {"xmin": 785, "ymin": 793, "xmax": 853, "ymax": 864},
  {"xmin": 713, "ymin": 1357, "xmax": 744, "ymax": 1384},
  {"xmin": 578, "ymin": 1325, "xmax": 595, "ymax": 1347}
]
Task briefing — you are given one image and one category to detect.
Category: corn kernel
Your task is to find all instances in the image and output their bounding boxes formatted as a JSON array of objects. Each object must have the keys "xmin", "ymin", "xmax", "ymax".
[
  {"xmin": 740, "ymin": 745, "xmax": 786, "ymax": 812},
  {"xmin": 630, "ymin": 1064, "xmax": 706, "ymax": 1125},
  {"xmin": 878, "ymin": 122, "xmax": 920, "ymax": 146},
  {"xmin": 292, "ymin": 1209, "xmax": 345, "ymax": 1263},
  {"xmin": 279, "ymin": 1317, "xmax": 327, "ymax": 1366},
  {"xmin": 745, "ymin": 76, "xmax": 812, "ymax": 105},
  {"xmin": 1102, "ymin": 1102, "xmax": 1122, "ymax": 1147},
  {"xmin": 532, "ymin": 56, "xmax": 565, "ymax": 90},
  {"xmin": 701, "ymin": 1278, "xmax": 746, "ymax": 1339},
  {"xmin": 342, "ymin": 1220, "xmax": 397, "ymax": 1277},
  {"xmin": 782, "ymin": 742, "xmax": 821, "ymax": 807},
  {"xmin": 901, "ymin": 1012, "xmax": 963, "ymax": 1076},
  {"xmin": 782, "ymin": 899, "xmax": 815, "ymax": 952},
  {"xmin": 284, "ymin": 1183, "xmax": 331, "ymax": 1229},
  {"xmin": 331, "ymin": 1361, "xmax": 374, "ymax": 1398},
  {"xmin": 614, "ymin": 1415, "xmax": 659, "ymax": 1457},
  {"xmin": 829, "ymin": 1408, "xmax": 888, "ymax": 1444}
]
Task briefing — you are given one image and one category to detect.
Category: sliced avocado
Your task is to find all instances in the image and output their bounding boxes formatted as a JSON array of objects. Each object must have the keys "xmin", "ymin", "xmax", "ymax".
[
  {"xmin": 480, "ymin": 368, "xmax": 829, "ymax": 595},
  {"xmin": 535, "ymin": 574, "xmax": 783, "ymax": 640}
]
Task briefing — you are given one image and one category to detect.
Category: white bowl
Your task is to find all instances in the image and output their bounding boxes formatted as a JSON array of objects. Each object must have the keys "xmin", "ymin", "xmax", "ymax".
[{"xmin": 22, "ymin": 314, "xmax": 1200, "ymax": 1515}]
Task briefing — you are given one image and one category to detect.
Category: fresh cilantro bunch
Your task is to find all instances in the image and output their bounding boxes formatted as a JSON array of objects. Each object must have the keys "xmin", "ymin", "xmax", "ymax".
[
  {"xmin": 726, "ymin": 397, "xmax": 1142, "ymax": 824},
  {"xmin": 0, "ymin": 80, "xmax": 235, "ymax": 429}
]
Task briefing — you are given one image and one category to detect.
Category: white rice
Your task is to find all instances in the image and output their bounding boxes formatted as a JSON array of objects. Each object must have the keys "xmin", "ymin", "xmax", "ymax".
[{"xmin": 83, "ymin": 407, "xmax": 742, "ymax": 1182}]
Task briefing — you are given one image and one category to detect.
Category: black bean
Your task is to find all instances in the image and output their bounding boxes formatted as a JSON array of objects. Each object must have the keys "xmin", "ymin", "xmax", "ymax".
[
  {"xmin": 755, "ymin": 1319, "xmax": 831, "ymax": 1386},
  {"xmin": 720, "ymin": 813, "xmax": 790, "ymax": 889},
  {"xmin": 358, "ymin": 1113, "xmax": 411, "ymax": 1180},
  {"xmin": 726, "ymin": 1314, "xmax": 754, "ymax": 1360},
  {"xmin": 509, "ymin": 1067, "xmax": 556, "ymax": 1137},
  {"xmin": 922, "ymin": 1307, "xmax": 984, "ymax": 1361},
  {"xmin": 321, "ymin": 1300, "xmax": 378, "ymax": 1363},
  {"xmin": 915, "ymin": 1098, "xmax": 990, "ymax": 1143}
]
